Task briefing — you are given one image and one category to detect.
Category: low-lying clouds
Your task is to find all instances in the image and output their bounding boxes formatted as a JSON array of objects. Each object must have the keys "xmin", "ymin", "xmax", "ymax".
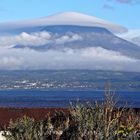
[
  {"xmin": 0, "ymin": 47, "xmax": 139, "ymax": 72},
  {"xmin": 55, "ymin": 34, "xmax": 82, "ymax": 44},
  {"xmin": 117, "ymin": 29, "xmax": 140, "ymax": 46},
  {"xmin": 0, "ymin": 31, "xmax": 139, "ymax": 72},
  {"xmin": 0, "ymin": 32, "xmax": 51, "ymax": 47},
  {"xmin": 0, "ymin": 31, "xmax": 82, "ymax": 48}
]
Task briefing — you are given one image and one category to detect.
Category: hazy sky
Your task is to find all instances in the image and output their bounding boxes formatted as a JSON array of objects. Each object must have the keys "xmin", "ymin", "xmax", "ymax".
[{"xmin": 0, "ymin": 0, "xmax": 139, "ymax": 28}]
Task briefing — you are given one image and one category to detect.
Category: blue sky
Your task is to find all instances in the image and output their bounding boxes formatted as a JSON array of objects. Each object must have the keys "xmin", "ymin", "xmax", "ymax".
[{"xmin": 0, "ymin": 0, "xmax": 139, "ymax": 28}]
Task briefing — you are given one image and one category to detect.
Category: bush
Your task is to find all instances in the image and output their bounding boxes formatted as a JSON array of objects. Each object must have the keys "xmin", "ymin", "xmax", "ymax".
[
  {"xmin": 3, "ymin": 92, "xmax": 140, "ymax": 140},
  {"xmin": 4, "ymin": 116, "xmax": 35, "ymax": 140},
  {"xmin": 3, "ymin": 116, "xmax": 53, "ymax": 140}
]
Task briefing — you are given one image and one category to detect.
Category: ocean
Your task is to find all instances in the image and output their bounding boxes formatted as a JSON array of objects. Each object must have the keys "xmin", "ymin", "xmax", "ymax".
[{"xmin": 0, "ymin": 90, "xmax": 139, "ymax": 108}]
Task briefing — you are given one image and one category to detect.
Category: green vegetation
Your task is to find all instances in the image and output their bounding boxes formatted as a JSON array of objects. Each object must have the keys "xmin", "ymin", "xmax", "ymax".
[{"xmin": 3, "ymin": 93, "xmax": 140, "ymax": 140}]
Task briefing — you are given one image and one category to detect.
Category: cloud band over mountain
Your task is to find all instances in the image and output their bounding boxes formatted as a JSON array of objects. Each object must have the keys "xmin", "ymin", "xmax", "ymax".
[
  {"xmin": 0, "ymin": 32, "xmax": 82, "ymax": 48},
  {"xmin": 0, "ymin": 46, "xmax": 139, "ymax": 72}
]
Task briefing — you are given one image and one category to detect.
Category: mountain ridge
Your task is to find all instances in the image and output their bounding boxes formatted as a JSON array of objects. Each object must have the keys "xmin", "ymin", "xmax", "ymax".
[{"xmin": 13, "ymin": 25, "xmax": 140, "ymax": 59}]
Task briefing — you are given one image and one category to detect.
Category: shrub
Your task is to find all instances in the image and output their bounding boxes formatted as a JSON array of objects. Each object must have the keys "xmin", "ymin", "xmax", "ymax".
[
  {"xmin": 3, "ymin": 115, "xmax": 53, "ymax": 140},
  {"xmin": 3, "ymin": 92, "xmax": 140, "ymax": 140},
  {"xmin": 5, "ymin": 116, "xmax": 35, "ymax": 140}
]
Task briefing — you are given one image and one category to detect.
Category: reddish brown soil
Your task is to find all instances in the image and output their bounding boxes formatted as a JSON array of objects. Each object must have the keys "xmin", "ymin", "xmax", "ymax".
[
  {"xmin": 0, "ymin": 107, "xmax": 139, "ymax": 129},
  {"xmin": 0, "ymin": 108, "xmax": 69, "ymax": 128}
]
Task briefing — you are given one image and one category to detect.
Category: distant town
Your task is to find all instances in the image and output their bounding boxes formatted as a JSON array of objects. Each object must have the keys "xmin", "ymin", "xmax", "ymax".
[{"xmin": 0, "ymin": 70, "xmax": 139, "ymax": 91}]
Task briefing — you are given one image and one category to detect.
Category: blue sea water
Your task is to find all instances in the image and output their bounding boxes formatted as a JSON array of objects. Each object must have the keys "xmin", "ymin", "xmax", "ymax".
[{"xmin": 0, "ymin": 90, "xmax": 139, "ymax": 108}]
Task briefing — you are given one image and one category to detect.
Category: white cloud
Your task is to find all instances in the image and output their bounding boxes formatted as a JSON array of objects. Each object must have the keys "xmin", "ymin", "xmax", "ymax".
[
  {"xmin": 0, "ymin": 31, "xmax": 82, "ymax": 48},
  {"xmin": 0, "ymin": 32, "xmax": 51, "ymax": 47},
  {"xmin": 117, "ymin": 29, "xmax": 140, "ymax": 46},
  {"xmin": 0, "ymin": 47, "xmax": 139, "ymax": 72},
  {"xmin": 0, "ymin": 31, "xmax": 139, "ymax": 71},
  {"xmin": 0, "ymin": 56, "xmax": 23, "ymax": 69},
  {"xmin": 55, "ymin": 34, "xmax": 82, "ymax": 44}
]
